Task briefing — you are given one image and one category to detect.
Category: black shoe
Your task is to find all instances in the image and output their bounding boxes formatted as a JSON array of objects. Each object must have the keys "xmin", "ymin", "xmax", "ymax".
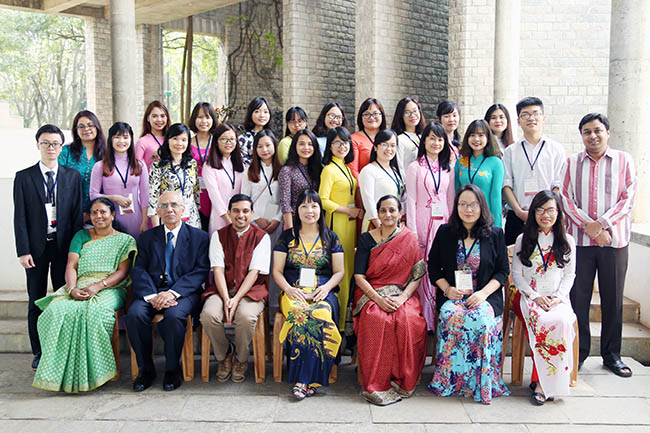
[
  {"xmin": 133, "ymin": 369, "xmax": 156, "ymax": 392},
  {"xmin": 31, "ymin": 353, "xmax": 41, "ymax": 370},
  {"xmin": 163, "ymin": 370, "xmax": 182, "ymax": 391}
]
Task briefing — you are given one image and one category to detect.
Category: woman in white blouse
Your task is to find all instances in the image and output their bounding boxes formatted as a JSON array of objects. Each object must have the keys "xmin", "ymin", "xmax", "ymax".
[
  {"xmin": 511, "ymin": 190, "xmax": 577, "ymax": 405},
  {"xmin": 358, "ymin": 129, "xmax": 404, "ymax": 231}
]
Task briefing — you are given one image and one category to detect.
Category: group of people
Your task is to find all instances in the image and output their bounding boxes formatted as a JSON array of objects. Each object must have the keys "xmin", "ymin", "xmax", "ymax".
[{"xmin": 13, "ymin": 94, "xmax": 636, "ymax": 407}]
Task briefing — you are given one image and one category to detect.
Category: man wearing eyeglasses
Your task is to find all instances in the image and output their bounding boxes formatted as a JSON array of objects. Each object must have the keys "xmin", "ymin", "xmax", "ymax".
[
  {"xmin": 125, "ymin": 190, "xmax": 210, "ymax": 392},
  {"xmin": 13, "ymin": 124, "xmax": 83, "ymax": 370},
  {"xmin": 502, "ymin": 97, "xmax": 567, "ymax": 245}
]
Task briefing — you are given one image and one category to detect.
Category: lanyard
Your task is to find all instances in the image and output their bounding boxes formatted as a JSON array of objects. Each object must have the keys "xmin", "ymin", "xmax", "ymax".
[
  {"xmin": 261, "ymin": 164, "xmax": 272, "ymax": 196},
  {"xmin": 537, "ymin": 241, "xmax": 550, "ymax": 272},
  {"xmin": 424, "ymin": 155, "xmax": 441, "ymax": 195},
  {"xmin": 195, "ymin": 135, "xmax": 211, "ymax": 166},
  {"xmin": 150, "ymin": 133, "xmax": 163, "ymax": 148},
  {"xmin": 223, "ymin": 164, "xmax": 236, "ymax": 190},
  {"xmin": 405, "ymin": 133, "xmax": 420, "ymax": 149},
  {"xmin": 297, "ymin": 164, "xmax": 314, "ymax": 189},
  {"xmin": 42, "ymin": 173, "xmax": 58, "ymax": 201},
  {"xmin": 299, "ymin": 234, "xmax": 320, "ymax": 259},
  {"xmin": 362, "ymin": 130, "xmax": 375, "ymax": 145},
  {"xmin": 461, "ymin": 238, "xmax": 478, "ymax": 263},
  {"xmin": 332, "ymin": 161, "xmax": 354, "ymax": 196},
  {"xmin": 171, "ymin": 164, "xmax": 187, "ymax": 192},
  {"xmin": 467, "ymin": 155, "xmax": 487, "ymax": 185},
  {"xmin": 114, "ymin": 162, "xmax": 129, "ymax": 189},
  {"xmin": 521, "ymin": 140, "xmax": 546, "ymax": 171},
  {"xmin": 377, "ymin": 161, "xmax": 402, "ymax": 196}
]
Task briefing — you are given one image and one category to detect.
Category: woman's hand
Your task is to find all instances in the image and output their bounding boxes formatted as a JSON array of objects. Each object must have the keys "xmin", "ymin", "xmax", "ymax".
[
  {"xmin": 140, "ymin": 220, "xmax": 149, "ymax": 233},
  {"xmin": 265, "ymin": 220, "xmax": 280, "ymax": 234},
  {"xmin": 466, "ymin": 289, "xmax": 488, "ymax": 309},
  {"xmin": 255, "ymin": 218, "xmax": 269, "ymax": 231},
  {"xmin": 368, "ymin": 219, "xmax": 380, "ymax": 230},
  {"xmin": 374, "ymin": 295, "xmax": 396, "ymax": 313},
  {"xmin": 82, "ymin": 282, "xmax": 103, "ymax": 298},
  {"xmin": 114, "ymin": 195, "xmax": 133, "ymax": 208},
  {"xmin": 347, "ymin": 207, "xmax": 363, "ymax": 219},
  {"xmin": 284, "ymin": 286, "xmax": 307, "ymax": 303},
  {"xmin": 311, "ymin": 285, "xmax": 331, "ymax": 303},
  {"xmin": 444, "ymin": 286, "xmax": 465, "ymax": 300},
  {"xmin": 533, "ymin": 295, "xmax": 553, "ymax": 311},
  {"xmin": 69, "ymin": 288, "xmax": 89, "ymax": 300},
  {"xmin": 387, "ymin": 293, "xmax": 408, "ymax": 310}
]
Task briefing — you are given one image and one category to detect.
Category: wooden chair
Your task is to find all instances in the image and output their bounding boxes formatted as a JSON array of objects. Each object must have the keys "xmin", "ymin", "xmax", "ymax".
[
  {"xmin": 272, "ymin": 310, "xmax": 338, "ymax": 384},
  {"xmin": 200, "ymin": 307, "xmax": 271, "ymax": 383},
  {"xmin": 129, "ymin": 313, "xmax": 195, "ymax": 381}
]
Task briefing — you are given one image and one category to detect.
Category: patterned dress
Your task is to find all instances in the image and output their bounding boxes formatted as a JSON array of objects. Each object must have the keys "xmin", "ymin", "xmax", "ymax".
[
  {"xmin": 428, "ymin": 239, "xmax": 509, "ymax": 404},
  {"xmin": 32, "ymin": 230, "xmax": 136, "ymax": 392},
  {"xmin": 148, "ymin": 159, "xmax": 201, "ymax": 228},
  {"xmin": 59, "ymin": 144, "xmax": 96, "ymax": 213},
  {"xmin": 278, "ymin": 163, "xmax": 315, "ymax": 215},
  {"xmin": 238, "ymin": 130, "xmax": 257, "ymax": 166},
  {"xmin": 275, "ymin": 229, "xmax": 343, "ymax": 387}
]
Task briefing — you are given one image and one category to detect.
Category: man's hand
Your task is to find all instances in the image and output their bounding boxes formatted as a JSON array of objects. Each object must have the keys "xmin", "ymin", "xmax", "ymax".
[
  {"xmin": 584, "ymin": 221, "xmax": 603, "ymax": 239},
  {"xmin": 226, "ymin": 296, "xmax": 241, "ymax": 325},
  {"xmin": 151, "ymin": 291, "xmax": 177, "ymax": 310},
  {"xmin": 19, "ymin": 254, "xmax": 35, "ymax": 269},
  {"xmin": 595, "ymin": 230, "xmax": 612, "ymax": 247}
]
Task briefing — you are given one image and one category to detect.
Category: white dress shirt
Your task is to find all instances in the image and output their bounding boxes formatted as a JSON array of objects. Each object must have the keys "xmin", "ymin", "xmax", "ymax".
[{"xmin": 39, "ymin": 161, "xmax": 59, "ymax": 234}]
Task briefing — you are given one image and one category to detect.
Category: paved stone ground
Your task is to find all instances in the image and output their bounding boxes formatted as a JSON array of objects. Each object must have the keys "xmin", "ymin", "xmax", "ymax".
[{"xmin": 0, "ymin": 353, "xmax": 648, "ymax": 432}]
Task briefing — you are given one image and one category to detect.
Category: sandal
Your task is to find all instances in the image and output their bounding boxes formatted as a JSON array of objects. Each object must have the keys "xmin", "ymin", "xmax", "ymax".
[
  {"xmin": 604, "ymin": 359, "xmax": 633, "ymax": 378},
  {"xmin": 292, "ymin": 384, "xmax": 308, "ymax": 400},
  {"xmin": 531, "ymin": 391, "xmax": 548, "ymax": 406},
  {"xmin": 306, "ymin": 386, "xmax": 324, "ymax": 397}
]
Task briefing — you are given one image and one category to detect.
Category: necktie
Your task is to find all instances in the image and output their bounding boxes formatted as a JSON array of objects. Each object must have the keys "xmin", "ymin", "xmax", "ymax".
[
  {"xmin": 165, "ymin": 231, "xmax": 175, "ymax": 285},
  {"xmin": 45, "ymin": 171, "xmax": 55, "ymax": 204}
]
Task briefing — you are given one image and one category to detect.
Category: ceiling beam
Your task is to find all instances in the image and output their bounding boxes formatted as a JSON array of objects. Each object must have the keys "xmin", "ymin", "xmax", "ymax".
[{"xmin": 42, "ymin": 0, "xmax": 84, "ymax": 13}]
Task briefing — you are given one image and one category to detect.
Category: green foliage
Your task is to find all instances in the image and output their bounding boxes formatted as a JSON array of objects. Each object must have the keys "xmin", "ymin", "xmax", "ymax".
[{"xmin": 0, "ymin": 9, "xmax": 86, "ymax": 129}]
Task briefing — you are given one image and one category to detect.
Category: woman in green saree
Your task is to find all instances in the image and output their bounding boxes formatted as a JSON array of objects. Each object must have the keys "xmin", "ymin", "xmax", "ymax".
[{"xmin": 33, "ymin": 197, "xmax": 137, "ymax": 393}]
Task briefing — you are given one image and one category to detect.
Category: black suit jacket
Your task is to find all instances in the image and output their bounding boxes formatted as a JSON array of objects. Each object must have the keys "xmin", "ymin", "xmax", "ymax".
[
  {"xmin": 13, "ymin": 163, "xmax": 82, "ymax": 258},
  {"xmin": 428, "ymin": 224, "xmax": 509, "ymax": 316},
  {"xmin": 132, "ymin": 223, "xmax": 210, "ymax": 300}
]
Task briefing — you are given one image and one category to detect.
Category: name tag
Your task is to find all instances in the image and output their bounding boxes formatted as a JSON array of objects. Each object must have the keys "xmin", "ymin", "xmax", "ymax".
[
  {"xmin": 430, "ymin": 202, "xmax": 444, "ymax": 219},
  {"xmin": 45, "ymin": 203, "xmax": 57, "ymax": 227},
  {"xmin": 454, "ymin": 269, "xmax": 473, "ymax": 294},
  {"xmin": 119, "ymin": 193, "xmax": 135, "ymax": 215},
  {"xmin": 198, "ymin": 175, "xmax": 206, "ymax": 190},
  {"xmin": 299, "ymin": 267, "xmax": 316, "ymax": 288},
  {"xmin": 536, "ymin": 279, "xmax": 553, "ymax": 295},
  {"xmin": 524, "ymin": 177, "xmax": 538, "ymax": 196},
  {"xmin": 182, "ymin": 197, "xmax": 192, "ymax": 222}
]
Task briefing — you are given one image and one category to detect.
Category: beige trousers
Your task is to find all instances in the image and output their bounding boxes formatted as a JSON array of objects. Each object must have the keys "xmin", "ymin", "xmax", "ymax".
[{"xmin": 200, "ymin": 294, "xmax": 265, "ymax": 362}]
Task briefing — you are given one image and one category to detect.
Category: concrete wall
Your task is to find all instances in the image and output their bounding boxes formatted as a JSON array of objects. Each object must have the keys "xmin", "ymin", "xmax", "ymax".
[{"xmin": 448, "ymin": 0, "xmax": 610, "ymax": 153}]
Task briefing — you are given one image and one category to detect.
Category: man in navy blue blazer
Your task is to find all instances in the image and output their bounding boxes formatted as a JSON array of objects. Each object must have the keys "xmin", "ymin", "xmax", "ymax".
[{"xmin": 126, "ymin": 190, "xmax": 209, "ymax": 392}]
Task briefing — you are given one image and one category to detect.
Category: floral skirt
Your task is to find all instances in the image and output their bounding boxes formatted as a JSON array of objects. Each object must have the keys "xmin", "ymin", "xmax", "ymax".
[
  {"xmin": 428, "ymin": 300, "xmax": 509, "ymax": 404},
  {"xmin": 279, "ymin": 289, "xmax": 341, "ymax": 386}
]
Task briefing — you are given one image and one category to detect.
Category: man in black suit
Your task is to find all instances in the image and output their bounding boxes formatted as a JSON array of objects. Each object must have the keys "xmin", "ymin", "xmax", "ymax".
[
  {"xmin": 13, "ymin": 124, "xmax": 83, "ymax": 369},
  {"xmin": 125, "ymin": 190, "xmax": 210, "ymax": 392}
]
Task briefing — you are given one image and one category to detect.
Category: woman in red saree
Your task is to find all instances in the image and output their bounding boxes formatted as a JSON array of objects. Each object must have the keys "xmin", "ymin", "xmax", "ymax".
[{"xmin": 353, "ymin": 194, "xmax": 427, "ymax": 405}]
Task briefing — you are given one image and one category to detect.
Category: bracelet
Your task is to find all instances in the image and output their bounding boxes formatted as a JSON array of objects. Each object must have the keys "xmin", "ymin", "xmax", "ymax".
[{"xmin": 101, "ymin": 279, "xmax": 108, "ymax": 288}]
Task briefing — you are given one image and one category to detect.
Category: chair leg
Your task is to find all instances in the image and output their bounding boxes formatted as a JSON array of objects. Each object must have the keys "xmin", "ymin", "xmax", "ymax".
[
  {"xmin": 182, "ymin": 315, "xmax": 194, "ymax": 381},
  {"xmin": 351, "ymin": 345, "xmax": 358, "ymax": 366},
  {"xmin": 511, "ymin": 316, "xmax": 526, "ymax": 386},
  {"xmin": 501, "ymin": 312, "xmax": 511, "ymax": 373},
  {"xmin": 111, "ymin": 311, "xmax": 120, "ymax": 381},
  {"xmin": 264, "ymin": 307, "xmax": 272, "ymax": 364},
  {"xmin": 129, "ymin": 340, "xmax": 139, "ymax": 381},
  {"xmin": 571, "ymin": 319, "xmax": 579, "ymax": 387},
  {"xmin": 201, "ymin": 326, "xmax": 210, "ymax": 383},
  {"xmin": 272, "ymin": 312, "xmax": 285, "ymax": 383},
  {"xmin": 253, "ymin": 310, "xmax": 266, "ymax": 383},
  {"xmin": 329, "ymin": 364, "xmax": 338, "ymax": 384}
]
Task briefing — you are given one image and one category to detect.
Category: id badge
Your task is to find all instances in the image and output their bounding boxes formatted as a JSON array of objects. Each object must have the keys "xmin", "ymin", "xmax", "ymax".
[
  {"xmin": 536, "ymin": 279, "xmax": 552, "ymax": 295},
  {"xmin": 45, "ymin": 203, "xmax": 57, "ymax": 227},
  {"xmin": 524, "ymin": 177, "xmax": 538, "ymax": 196},
  {"xmin": 430, "ymin": 202, "xmax": 444, "ymax": 219},
  {"xmin": 455, "ymin": 267, "xmax": 473, "ymax": 295},
  {"xmin": 198, "ymin": 175, "xmax": 206, "ymax": 190},
  {"xmin": 181, "ymin": 197, "xmax": 192, "ymax": 222},
  {"xmin": 119, "ymin": 193, "xmax": 135, "ymax": 215},
  {"xmin": 299, "ymin": 267, "xmax": 316, "ymax": 288}
]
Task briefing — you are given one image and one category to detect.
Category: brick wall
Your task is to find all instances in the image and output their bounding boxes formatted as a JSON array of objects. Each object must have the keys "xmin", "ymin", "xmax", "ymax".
[
  {"xmin": 448, "ymin": 0, "xmax": 610, "ymax": 153},
  {"xmin": 84, "ymin": 16, "xmax": 113, "ymax": 131},
  {"xmin": 136, "ymin": 24, "xmax": 163, "ymax": 136}
]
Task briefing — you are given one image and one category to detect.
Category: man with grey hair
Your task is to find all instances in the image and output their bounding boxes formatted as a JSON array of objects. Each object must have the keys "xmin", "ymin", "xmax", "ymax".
[{"xmin": 126, "ymin": 190, "xmax": 210, "ymax": 392}]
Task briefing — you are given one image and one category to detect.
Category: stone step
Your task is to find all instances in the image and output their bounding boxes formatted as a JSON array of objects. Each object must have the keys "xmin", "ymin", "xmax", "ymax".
[
  {"xmin": 589, "ymin": 321, "xmax": 650, "ymax": 365},
  {"xmin": 589, "ymin": 292, "xmax": 640, "ymax": 323},
  {"xmin": 0, "ymin": 291, "xmax": 28, "ymax": 319}
]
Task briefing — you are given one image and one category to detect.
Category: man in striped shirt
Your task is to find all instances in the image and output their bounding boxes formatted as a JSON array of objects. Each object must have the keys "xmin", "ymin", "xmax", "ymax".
[{"xmin": 560, "ymin": 113, "xmax": 637, "ymax": 377}]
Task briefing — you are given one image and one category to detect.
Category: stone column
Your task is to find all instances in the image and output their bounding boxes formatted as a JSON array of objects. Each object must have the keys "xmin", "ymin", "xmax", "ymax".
[
  {"xmin": 607, "ymin": 0, "xmax": 650, "ymax": 222},
  {"xmin": 85, "ymin": 17, "xmax": 113, "ymax": 128},
  {"xmin": 110, "ymin": 0, "xmax": 138, "ymax": 126},
  {"xmin": 493, "ymin": 0, "xmax": 520, "ymax": 118}
]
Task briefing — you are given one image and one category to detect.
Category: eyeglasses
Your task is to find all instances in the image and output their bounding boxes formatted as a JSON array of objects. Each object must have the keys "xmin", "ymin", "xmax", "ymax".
[
  {"xmin": 362, "ymin": 112, "xmax": 382, "ymax": 120},
  {"xmin": 331, "ymin": 141, "xmax": 349, "ymax": 148},
  {"xmin": 458, "ymin": 202, "xmax": 480, "ymax": 210},
  {"xmin": 378, "ymin": 143, "xmax": 396, "ymax": 150},
  {"xmin": 519, "ymin": 112, "xmax": 543, "ymax": 120},
  {"xmin": 327, "ymin": 114, "xmax": 343, "ymax": 122},
  {"xmin": 218, "ymin": 137, "xmax": 236, "ymax": 145},
  {"xmin": 535, "ymin": 207, "xmax": 558, "ymax": 216},
  {"xmin": 158, "ymin": 202, "xmax": 181, "ymax": 210},
  {"xmin": 39, "ymin": 141, "xmax": 62, "ymax": 149},
  {"xmin": 77, "ymin": 123, "xmax": 96, "ymax": 131},
  {"xmin": 404, "ymin": 110, "xmax": 419, "ymax": 118}
]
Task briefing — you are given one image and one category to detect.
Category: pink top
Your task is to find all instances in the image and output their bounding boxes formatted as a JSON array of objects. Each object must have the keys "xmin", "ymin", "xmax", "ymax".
[
  {"xmin": 190, "ymin": 138, "xmax": 212, "ymax": 217},
  {"xmin": 203, "ymin": 156, "xmax": 243, "ymax": 236},
  {"xmin": 350, "ymin": 131, "xmax": 374, "ymax": 179},
  {"xmin": 135, "ymin": 133, "xmax": 164, "ymax": 170}
]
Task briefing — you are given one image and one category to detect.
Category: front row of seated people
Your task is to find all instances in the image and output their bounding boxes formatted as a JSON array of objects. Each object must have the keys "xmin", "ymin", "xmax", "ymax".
[{"xmin": 30, "ymin": 185, "xmax": 577, "ymax": 406}]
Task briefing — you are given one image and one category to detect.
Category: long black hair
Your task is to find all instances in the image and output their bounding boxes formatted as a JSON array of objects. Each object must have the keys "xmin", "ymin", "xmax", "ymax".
[
  {"xmin": 484, "ymin": 103, "xmax": 514, "ymax": 147},
  {"xmin": 243, "ymin": 97, "xmax": 272, "ymax": 131},
  {"xmin": 285, "ymin": 129, "xmax": 322, "ymax": 189},
  {"xmin": 103, "ymin": 122, "xmax": 142, "ymax": 177},
  {"xmin": 517, "ymin": 190, "xmax": 571, "ymax": 268},
  {"xmin": 417, "ymin": 122, "xmax": 451, "ymax": 171},
  {"xmin": 369, "ymin": 129, "xmax": 402, "ymax": 179},
  {"xmin": 69, "ymin": 110, "xmax": 106, "ymax": 162},
  {"xmin": 292, "ymin": 189, "xmax": 331, "ymax": 251},
  {"xmin": 460, "ymin": 119, "xmax": 501, "ymax": 158},
  {"xmin": 158, "ymin": 123, "xmax": 194, "ymax": 169},
  {"xmin": 436, "ymin": 100, "xmax": 461, "ymax": 149},
  {"xmin": 189, "ymin": 102, "xmax": 218, "ymax": 135},
  {"xmin": 322, "ymin": 127, "xmax": 354, "ymax": 165},
  {"xmin": 391, "ymin": 97, "xmax": 425, "ymax": 135},
  {"xmin": 448, "ymin": 184, "xmax": 493, "ymax": 240},
  {"xmin": 312, "ymin": 102, "xmax": 350, "ymax": 137},
  {"xmin": 206, "ymin": 123, "xmax": 245, "ymax": 172},
  {"xmin": 248, "ymin": 129, "xmax": 281, "ymax": 182}
]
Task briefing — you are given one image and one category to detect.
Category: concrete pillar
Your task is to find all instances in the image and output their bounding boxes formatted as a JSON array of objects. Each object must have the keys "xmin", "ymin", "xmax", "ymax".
[
  {"xmin": 493, "ymin": 0, "xmax": 520, "ymax": 118},
  {"xmin": 84, "ymin": 16, "xmax": 113, "ymax": 129},
  {"xmin": 110, "ymin": 0, "xmax": 138, "ymax": 126},
  {"xmin": 136, "ymin": 24, "xmax": 163, "ymax": 135},
  {"xmin": 607, "ymin": 0, "xmax": 650, "ymax": 222}
]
